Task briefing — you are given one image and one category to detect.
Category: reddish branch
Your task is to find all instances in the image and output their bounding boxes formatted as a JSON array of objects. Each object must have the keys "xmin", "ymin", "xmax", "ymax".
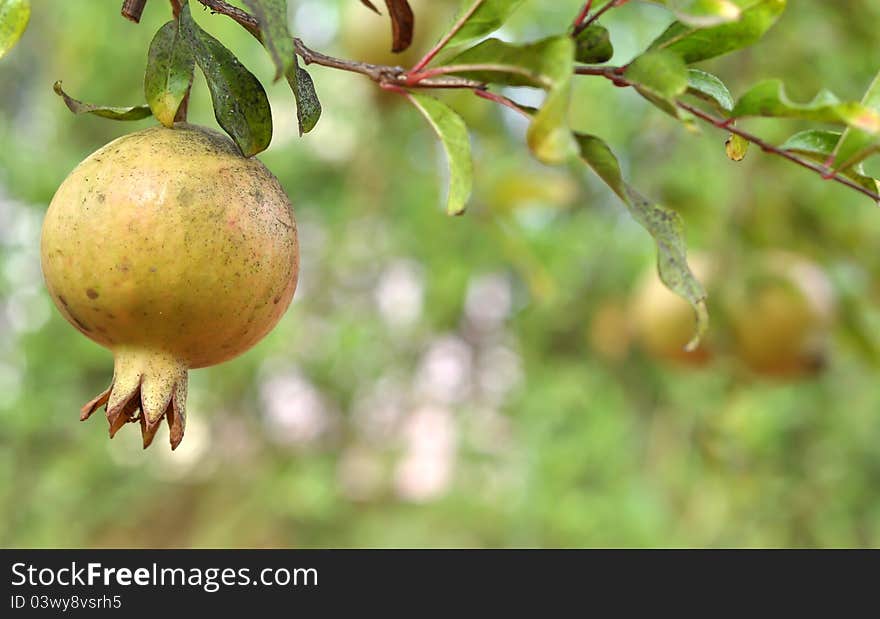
[
  {"xmin": 576, "ymin": 65, "xmax": 880, "ymax": 203},
  {"xmin": 187, "ymin": 0, "xmax": 879, "ymax": 203}
]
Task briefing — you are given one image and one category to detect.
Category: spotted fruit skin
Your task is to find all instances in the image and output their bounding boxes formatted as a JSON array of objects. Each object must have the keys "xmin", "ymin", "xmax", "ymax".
[{"xmin": 41, "ymin": 123, "xmax": 299, "ymax": 448}]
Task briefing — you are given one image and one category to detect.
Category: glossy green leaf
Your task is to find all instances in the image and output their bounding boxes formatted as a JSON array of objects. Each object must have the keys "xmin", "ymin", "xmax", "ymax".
[
  {"xmin": 649, "ymin": 0, "xmax": 741, "ymax": 26},
  {"xmin": 288, "ymin": 57, "xmax": 321, "ymax": 135},
  {"xmin": 450, "ymin": 36, "xmax": 577, "ymax": 164},
  {"xmin": 573, "ymin": 24, "xmax": 613, "ymax": 64},
  {"xmin": 408, "ymin": 93, "xmax": 473, "ymax": 216},
  {"xmin": 144, "ymin": 19, "xmax": 195, "ymax": 127},
  {"xmin": 686, "ymin": 69, "xmax": 733, "ymax": 112},
  {"xmin": 445, "ymin": 0, "xmax": 527, "ymax": 49},
  {"xmin": 53, "ymin": 81, "xmax": 152, "ymax": 121},
  {"xmin": 242, "ymin": 0, "xmax": 295, "ymax": 81},
  {"xmin": 780, "ymin": 129, "xmax": 879, "ymax": 201},
  {"xmin": 831, "ymin": 70, "xmax": 880, "ymax": 170},
  {"xmin": 576, "ymin": 132, "xmax": 708, "ymax": 349},
  {"xmin": 180, "ymin": 2, "xmax": 272, "ymax": 156},
  {"xmin": 731, "ymin": 80, "xmax": 880, "ymax": 135},
  {"xmin": 0, "ymin": 0, "xmax": 28, "ymax": 59},
  {"xmin": 650, "ymin": 0, "xmax": 786, "ymax": 64}
]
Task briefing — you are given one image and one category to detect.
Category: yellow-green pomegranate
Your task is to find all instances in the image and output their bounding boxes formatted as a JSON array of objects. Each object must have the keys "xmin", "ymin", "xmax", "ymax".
[{"xmin": 41, "ymin": 124, "xmax": 299, "ymax": 449}]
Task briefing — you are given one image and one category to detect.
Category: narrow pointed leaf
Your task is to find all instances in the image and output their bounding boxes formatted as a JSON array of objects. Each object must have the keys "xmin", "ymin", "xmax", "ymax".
[
  {"xmin": 575, "ymin": 133, "xmax": 708, "ymax": 349},
  {"xmin": 731, "ymin": 80, "xmax": 880, "ymax": 134},
  {"xmin": 407, "ymin": 93, "xmax": 473, "ymax": 215},
  {"xmin": 144, "ymin": 19, "xmax": 195, "ymax": 127},
  {"xmin": 288, "ymin": 57, "xmax": 321, "ymax": 134},
  {"xmin": 384, "ymin": 0, "xmax": 414, "ymax": 53},
  {"xmin": 179, "ymin": 2, "xmax": 272, "ymax": 156},
  {"xmin": 0, "ymin": 0, "xmax": 29, "ymax": 59},
  {"xmin": 243, "ymin": 0, "xmax": 295, "ymax": 81},
  {"xmin": 649, "ymin": 0, "xmax": 786, "ymax": 64},
  {"xmin": 53, "ymin": 81, "xmax": 152, "ymax": 121}
]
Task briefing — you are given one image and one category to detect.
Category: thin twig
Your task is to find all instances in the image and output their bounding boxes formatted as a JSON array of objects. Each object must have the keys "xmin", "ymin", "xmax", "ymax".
[
  {"xmin": 410, "ymin": 0, "xmax": 481, "ymax": 74},
  {"xmin": 191, "ymin": 0, "xmax": 880, "ymax": 203},
  {"xmin": 579, "ymin": 0, "xmax": 629, "ymax": 33},
  {"xmin": 575, "ymin": 65, "xmax": 880, "ymax": 203},
  {"xmin": 572, "ymin": 1, "xmax": 594, "ymax": 34}
]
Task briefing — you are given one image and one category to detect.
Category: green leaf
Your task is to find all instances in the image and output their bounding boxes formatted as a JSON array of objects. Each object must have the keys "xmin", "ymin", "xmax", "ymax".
[
  {"xmin": 831, "ymin": 70, "xmax": 880, "ymax": 170},
  {"xmin": 445, "ymin": 0, "xmax": 528, "ymax": 49},
  {"xmin": 731, "ymin": 80, "xmax": 880, "ymax": 135},
  {"xmin": 575, "ymin": 132, "xmax": 708, "ymax": 350},
  {"xmin": 242, "ymin": 0, "xmax": 295, "ymax": 81},
  {"xmin": 649, "ymin": 0, "xmax": 786, "ymax": 64},
  {"xmin": 287, "ymin": 57, "xmax": 321, "ymax": 135},
  {"xmin": 449, "ymin": 36, "xmax": 577, "ymax": 164},
  {"xmin": 407, "ymin": 93, "xmax": 473, "ymax": 216},
  {"xmin": 144, "ymin": 19, "xmax": 195, "ymax": 127},
  {"xmin": 686, "ymin": 69, "xmax": 733, "ymax": 112},
  {"xmin": 180, "ymin": 2, "xmax": 272, "ymax": 156},
  {"xmin": 780, "ymin": 129, "xmax": 879, "ymax": 201},
  {"xmin": 626, "ymin": 49, "xmax": 688, "ymax": 100},
  {"xmin": 625, "ymin": 49, "xmax": 691, "ymax": 123},
  {"xmin": 0, "ymin": 0, "xmax": 29, "ymax": 59},
  {"xmin": 573, "ymin": 24, "xmax": 613, "ymax": 64},
  {"xmin": 648, "ymin": 0, "xmax": 741, "ymax": 27},
  {"xmin": 53, "ymin": 81, "xmax": 152, "ymax": 121}
]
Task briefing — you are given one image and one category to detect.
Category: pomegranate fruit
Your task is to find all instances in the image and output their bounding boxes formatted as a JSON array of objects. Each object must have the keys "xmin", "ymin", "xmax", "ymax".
[{"xmin": 41, "ymin": 124, "xmax": 299, "ymax": 449}]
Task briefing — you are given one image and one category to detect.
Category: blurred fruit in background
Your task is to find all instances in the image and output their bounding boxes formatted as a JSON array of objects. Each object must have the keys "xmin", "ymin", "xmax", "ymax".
[{"xmin": 726, "ymin": 252, "xmax": 836, "ymax": 379}]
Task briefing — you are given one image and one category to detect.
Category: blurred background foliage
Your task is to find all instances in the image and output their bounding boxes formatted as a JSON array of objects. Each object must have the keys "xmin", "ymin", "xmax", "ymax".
[{"xmin": 1, "ymin": 0, "xmax": 880, "ymax": 548}]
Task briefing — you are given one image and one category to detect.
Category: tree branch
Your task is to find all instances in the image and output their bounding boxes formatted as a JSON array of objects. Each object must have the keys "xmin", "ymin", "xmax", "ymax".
[
  {"xmin": 576, "ymin": 65, "xmax": 880, "ymax": 203},
  {"xmin": 190, "ymin": 0, "xmax": 879, "ymax": 203}
]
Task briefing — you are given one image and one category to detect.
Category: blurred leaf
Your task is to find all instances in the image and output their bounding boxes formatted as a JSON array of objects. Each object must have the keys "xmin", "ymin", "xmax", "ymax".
[
  {"xmin": 144, "ymin": 19, "xmax": 195, "ymax": 127},
  {"xmin": 53, "ymin": 81, "xmax": 152, "ymax": 120},
  {"xmin": 288, "ymin": 57, "xmax": 321, "ymax": 135},
  {"xmin": 383, "ymin": 0, "xmax": 414, "ymax": 53},
  {"xmin": 732, "ymin": 80, "xmax": 880, "ymax": 135},
  {"xmin": 407, "ymin": 93, "xmax": 473, "ymax": 215},
  {"xmin": 242, "ymin": 0, "xmax": 295, "ymax": 81},
  {"xmin": 649, "ymin": 0, "xmax": 786, "ymax": 64},
  {"xmin": 445, "ymin": 0, "xmax": 527, "ymax": 49},
  {"xmin": 686, "ymin": 69, "xmax": 733, "ymax": 112},
  {"xmin": 575, "ymin": 133, "xmax": 708, "ymax": 350},
  {"xmin": 573, "ymin": 24, "xmax": 613, "ymax": 64},
  {"xmin": 0, "ymin": 0, "xmax": 29, "ymax": 60},
  {"xmin": 649, "ymin": 0, "xmax": 741, "ymax": 26},
  {"xmin": 450, "ymin": 36, "xmax": 577, "ymax": 164},
  {"xmin": 780, "ymin": 129, "xmax": 879, "ymax": 200},
  {"xmin": 831, "ymin": 70, "xmax": 880, "ymax": 170},
  {"xmin": 180, "ymin": 2, "xmax": 272, "ymax": 156}
]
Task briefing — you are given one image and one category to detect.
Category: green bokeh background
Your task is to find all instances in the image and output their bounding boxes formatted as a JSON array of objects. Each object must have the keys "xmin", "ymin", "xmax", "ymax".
[{"xmin": 1, "ymin": 0, "xmax": 879, "ymax": 548}]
